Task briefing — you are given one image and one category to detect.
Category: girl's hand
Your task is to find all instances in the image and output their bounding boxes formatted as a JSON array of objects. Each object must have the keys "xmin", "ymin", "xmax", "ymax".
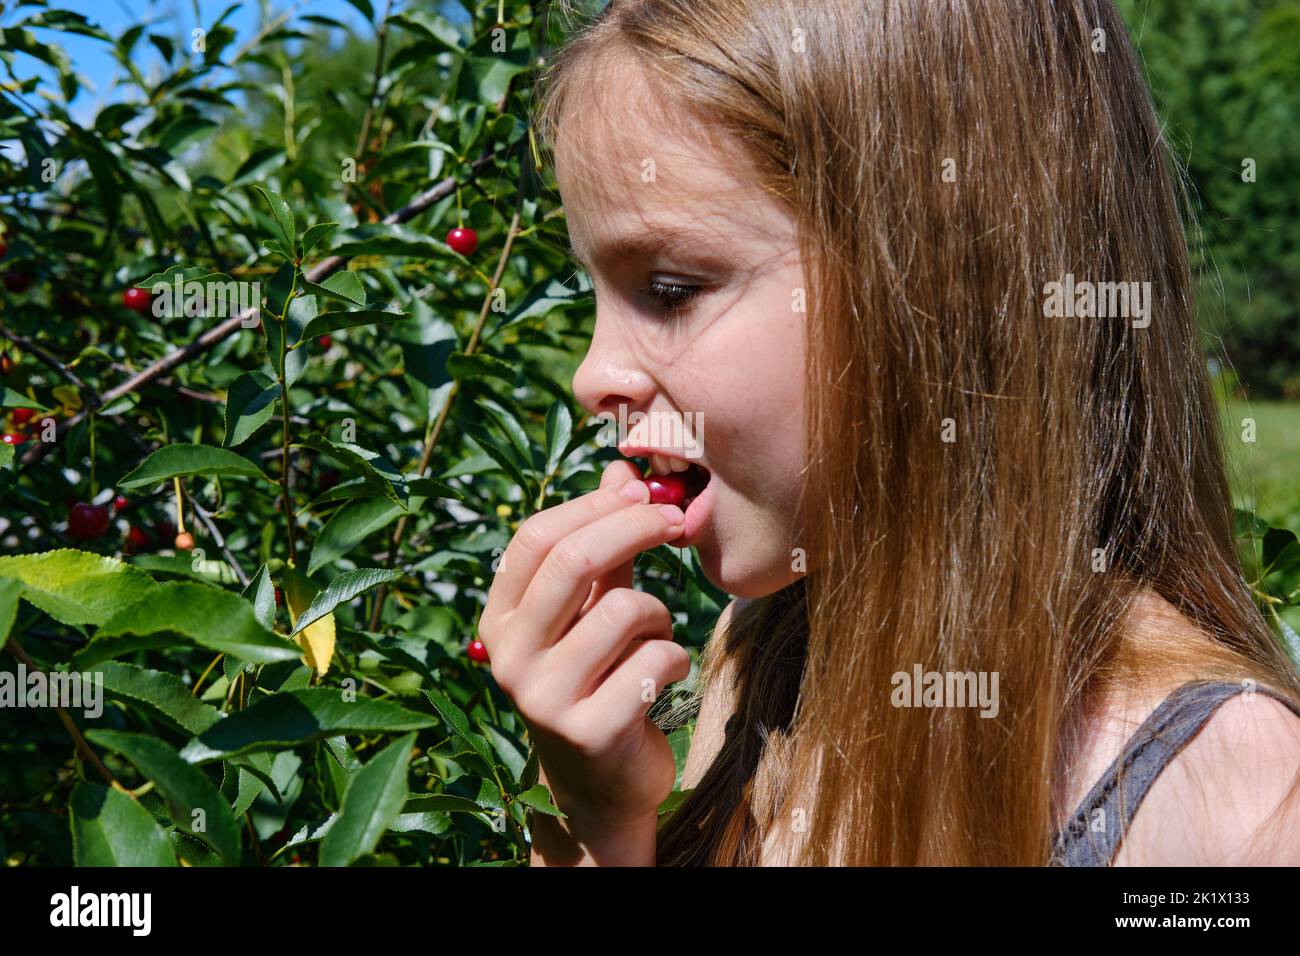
[{"xmin": 479, "ymin": 458, "xmax": 692, "ymax": 829}]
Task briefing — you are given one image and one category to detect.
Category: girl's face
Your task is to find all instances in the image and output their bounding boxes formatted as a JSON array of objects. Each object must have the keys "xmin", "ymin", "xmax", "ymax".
[{"xmin": 555, "ymin": 97, "xmax": 809, "ymax": 598}]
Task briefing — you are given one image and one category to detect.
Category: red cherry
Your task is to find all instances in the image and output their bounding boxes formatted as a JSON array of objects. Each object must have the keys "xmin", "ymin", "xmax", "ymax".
[
  {"xmin": 112, "ymin": 494, "xmax": 129, "ymax": 511},
  {"xmin": 3, "ymin": 271, "xmax": 32, "ymax": 294},
  {"xmin": 68, "ymin": 502, "xmax": 111, "ymax": 540},
  {"xmin": 0, "ymin": 354, "xmax": 11, "ymax": 375},
  {"xmin": 446, "ymin": 227, "xmax": 478, "ymax": 256},
  {"xmin": 317, "ymin": 334, "xmax": 333, "ymax": 351},
  {"xmin": 126, "ymin": 525, "xmax": 151, "ymax": 551},
  {"xmin": 1, "ymin": 432, "xmax": 26, "ymax": 446},
  {"xmin": 467, "ymin": 639, "xmax": 489, "ymax": 663},
  {"xmin": 644, "ymin": 473, "xmax": 688, "ymax": 507},
  {"xmin": 274, "ymin": 587, "xmax": 283, "ymax": 606},
  {"xmin": 121, "ymin": 287, "xmax": 152, "ymax": 312},
  {"xmin": 11, "ymin": 407, "xmax": 34, "ymax": 425},
  {"xmin": 0, "ymin": 240, "xmax": 7, "ymax": 259},
  {"xmin": 174, "ymin": 531, "xmax": 195, "ymax": 550}
]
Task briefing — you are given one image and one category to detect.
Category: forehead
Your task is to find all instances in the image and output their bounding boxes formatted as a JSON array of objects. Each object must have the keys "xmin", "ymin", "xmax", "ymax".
[{"xmin": 552, "ymin": 55, "xmax": 779, "ymax": 262}]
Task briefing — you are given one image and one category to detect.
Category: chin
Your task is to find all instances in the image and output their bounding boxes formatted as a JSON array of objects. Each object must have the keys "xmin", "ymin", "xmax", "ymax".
[{"xmin": 695, "ymin": 544, "xmax": 802, "ymax": 599}]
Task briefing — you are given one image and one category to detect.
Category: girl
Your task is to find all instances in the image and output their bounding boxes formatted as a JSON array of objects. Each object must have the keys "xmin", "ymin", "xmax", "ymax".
[{"xmin": 477, "ymin": 0, "xmax": 1300, "ymax": 865}]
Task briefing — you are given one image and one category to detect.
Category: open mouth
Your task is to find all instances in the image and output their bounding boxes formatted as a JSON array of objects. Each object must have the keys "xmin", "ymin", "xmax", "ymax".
[
  {"xmin": 641, "ymin": 457, "xmax": 712, "ymax": 511},
  {"xmin": 679, "ymin": 461, "xmax": 711, "ymax": 511}
]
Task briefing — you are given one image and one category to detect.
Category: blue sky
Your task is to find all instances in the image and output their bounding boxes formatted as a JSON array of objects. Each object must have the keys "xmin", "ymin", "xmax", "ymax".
[{"xmin": 5, "ymin": 1, "xmax": 467, "ymax": 123}]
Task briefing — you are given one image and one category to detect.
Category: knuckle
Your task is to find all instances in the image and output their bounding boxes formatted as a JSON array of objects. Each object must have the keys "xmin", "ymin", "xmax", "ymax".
[
  {"xmin": 597, "ymin": 587, "xmax": 643, "ymax": 628},
  {"xmin": 487, "ymin": 654, "xmax": 519, "ymax": 696},
  {"xmin": 550, "ymin": 711, "xmax": 601, "ymax": 757},
  {"xmin": 511, "ymin": 518, "xmax": 550, "ymax": 558},
  {"xmin": 643, "ymin": 641, "xmax": 690, "ymax": 688},
  {"xmin": 601, "ymin": 588, "xmax": 669, "ymax": 635},
  {"xmin": 550, "ymin": 541, "xmax": 594, "ymax": 580}
]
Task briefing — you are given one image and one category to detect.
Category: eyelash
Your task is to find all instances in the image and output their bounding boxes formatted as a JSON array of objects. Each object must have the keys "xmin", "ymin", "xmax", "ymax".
[{"xmin": 638, "ymin": 277, "xmax": 703, "ymax": 316}]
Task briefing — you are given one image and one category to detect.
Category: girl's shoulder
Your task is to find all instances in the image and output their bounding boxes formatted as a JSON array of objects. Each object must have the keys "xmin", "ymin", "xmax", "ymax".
[
  {"xmin": 1112, "ymin": 682, "xmax": 1300, "ymax": 865},
  {"xmin": 1060, "ymin": 677, "xmax": 1300, "ymax": 866}
]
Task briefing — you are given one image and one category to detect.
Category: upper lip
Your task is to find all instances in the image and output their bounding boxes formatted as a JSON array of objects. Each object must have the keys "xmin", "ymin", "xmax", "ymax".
[{"xmin": 618, "ymin": 445, "xmax": 708, "ymax": 470}]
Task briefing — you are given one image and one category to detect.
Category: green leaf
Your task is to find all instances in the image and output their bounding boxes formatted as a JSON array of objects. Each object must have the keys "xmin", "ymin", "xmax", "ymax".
[
  {"xmin": 295, "ymin": 309, "xmax": 410, "ymax": 345},
  {"xmin": 231, "ymin": 146, "xmax": 286, "ymax": 187},
  {"xmin": 75, "ymin": 582, "xmax": 302, "ymax": 668},
  {"xmin": 299, "ymin": 270, "xmax": 365, "ymax": 307},
  {"xmin": 289, "ymin": 568, "xmax": 401, "ymax": 637},
  {"xmin": 401, "ymin": 793, "xmax": 485, "ymax": 814},
  {"xmin": 223, "ymin": 371, "xmax": 279, "ymax": 448},
  {"xmin": 127, "ymin": 553, "xmax": 241, "ymax": 587},
  {"xmin": 544, "ymin": 401, "xmax": 574, "ymax": 477},
  {"xmin": 253, "ymin": 185, "xmax": 297, "ymax": 255},
  {"xmin": 464, "ymin": 424, "xmax": 531, "ymax": 493},
  {"xmin": 158, "ymin": 116, "xmax": 218, "ymax": 154},
  {"xmin": 69, "ymin": 782, "xmax": 177, "ymax": 866},
  {"xmin": 486, "ymin": 272, "xmax": 593, "ymax": 341},
  {"xmin": 1262, "ymin": 540, "xmax": 1300, "ymax": 600},
  {"xmin": 344, "ymin": 0, "xmax": 375, "ymax": 23},
  {"xmin": 477, "ymin": 397, "xmax": 532, "ymax": 463},
  {"xmin": 294, "ymin": 434, "xmax": 407, "ymax": 506},
  {"xmin": 446, "ymin": 351, "xmax": 518, "ymax": 385},
  {"xmin": 85, "ymin": 730, "xmax": 241, "ymax": 864},
  {"xmin": 406, "ymin": 477, "xmax": 464, "ymax": 501},
  {"xmin": 308, "ymin": 498, "xmax": 406, "ymax": 575},
  {"xmin": 457, "ymin": 40, "xmax": 530, "ymax": 107},
  {"xmin": 423, "ymin": 689, "xmax": 496, "ymax": 772},
  {"xmin": 319, "ymin": 732, "xmax": 416, "ymax": 867},
  {"xmin": 178, "ymin": 688, "xmax": 435, "ymax": 763},
  {"xmin": 389, "ymin": 11, "xmax": 462, "ymax": 51},
  {"xmin": 515, "ymin": 784, "xmax": 565, "ymax": 818},
  {"xmin": 0, "ymin": 577, "xmax": 21, "ymax": 641},
  {"xmin": 118, "ymin": 443, "xmax": 270, "ymax": 488},
  {"xmin": 657, "ymin": 787, "xmax": 693, "ymax": 818},
  {"xmin": 241, "ymin": 564, "xmax": 277, "ymax": 631},
  {"xmin": 330, "ymin": 224, "xmax": 446, "ymax": 259},
  {"xmin": 302, "ymin": 221, "xmax": 340, "ymax": 257},
  {"xmin": 0, "ymin": 550, "xmax": 156, "ymax": 627},
  {"xmin": 135, "ymin": 265, "xmax": 233, "ymax": 290},
  {"xmin": 96, "ymin": 661, "xmax": 223, "ymax": 735},
  {"xmin": 0, "ymin": 386, "xmax": 51, "ymax": 410},
  {"xmin": 223, "ymin": 763, "xmax": 268, "ymax": 818},
  {"xmin": 1263, "ymin": 527, "xmax": 1299, "ymax": 569}
]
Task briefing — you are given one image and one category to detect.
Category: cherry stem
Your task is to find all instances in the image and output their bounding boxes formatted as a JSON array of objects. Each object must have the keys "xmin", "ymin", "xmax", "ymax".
[{"xmin": 173, "ymin": 476, "xmax": 185, "ymax": 533}]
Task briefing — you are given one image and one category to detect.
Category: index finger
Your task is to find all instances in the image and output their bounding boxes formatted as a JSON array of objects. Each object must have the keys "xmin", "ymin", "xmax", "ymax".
[
  {"xmin": 581, "ymin": 458, "xmax": 645, "ymax": 614},
  {"xmin": 483, "ymin": 458, "xmax": 648, "ymax": 617}
]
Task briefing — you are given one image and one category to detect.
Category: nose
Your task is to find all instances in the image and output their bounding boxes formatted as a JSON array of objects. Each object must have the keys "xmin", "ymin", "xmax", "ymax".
[{"xmin": 571, "ymin": 316, "xmax": 655, "ymax": 420}]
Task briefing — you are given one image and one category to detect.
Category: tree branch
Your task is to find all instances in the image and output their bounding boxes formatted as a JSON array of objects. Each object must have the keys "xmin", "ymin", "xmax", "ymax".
[{"xmin": 16, "ymin": 147, "xmax": 503, "ymax": 474}]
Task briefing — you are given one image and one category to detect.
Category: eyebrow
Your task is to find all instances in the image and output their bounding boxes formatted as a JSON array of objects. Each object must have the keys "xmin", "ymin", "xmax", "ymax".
[{"xmin": 567, "ymin": 227, "xmax": 733, "ymax": 270}]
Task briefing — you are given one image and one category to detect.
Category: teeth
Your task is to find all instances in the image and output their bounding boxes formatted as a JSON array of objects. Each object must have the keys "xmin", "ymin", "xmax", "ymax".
[
  {"xmin": 649, "ymin": 454, "xmax": 672, "ymax": 475},
  {"xmin": 669, "ymin": 457, "xmax": 690, "ymax": 473}
]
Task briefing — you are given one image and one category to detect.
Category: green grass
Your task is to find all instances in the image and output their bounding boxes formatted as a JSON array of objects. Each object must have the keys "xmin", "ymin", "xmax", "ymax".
[{"xmin": 1223, "ymin": 400, "xmax": 1300, "ymax": 531}]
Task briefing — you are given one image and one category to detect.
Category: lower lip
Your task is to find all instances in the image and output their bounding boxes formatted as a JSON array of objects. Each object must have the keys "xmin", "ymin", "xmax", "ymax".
[{"xmin": 669, "ymin": 479, "xmax": 714, "ymax": 548}]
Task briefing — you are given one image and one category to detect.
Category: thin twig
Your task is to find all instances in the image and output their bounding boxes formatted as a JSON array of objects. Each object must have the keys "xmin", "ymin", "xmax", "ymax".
[{"xmin": 3, "ymin": 637, "xmax": 118, "ymax": 787}]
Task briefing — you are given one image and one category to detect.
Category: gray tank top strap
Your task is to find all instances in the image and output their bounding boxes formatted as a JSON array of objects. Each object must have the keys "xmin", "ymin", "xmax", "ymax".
[{"xmin": 1049, "ymin": 679, "xmax": 1300, "ymax": 866}]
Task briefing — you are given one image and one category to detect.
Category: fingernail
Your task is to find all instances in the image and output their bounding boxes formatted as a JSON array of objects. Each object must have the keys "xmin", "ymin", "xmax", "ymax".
[
  {"xmin": 657, "ymin": 504, "xmax": 685, "ymax": 525},
  {"xmin": 620, "ymin": 480, "xmax": 649, "ymax": 502}
]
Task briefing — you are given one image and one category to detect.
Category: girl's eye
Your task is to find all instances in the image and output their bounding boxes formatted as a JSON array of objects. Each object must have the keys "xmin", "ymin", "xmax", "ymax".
[{"xmin": 639, "ymin": 277, "xmax": 702, "ymax": 316}]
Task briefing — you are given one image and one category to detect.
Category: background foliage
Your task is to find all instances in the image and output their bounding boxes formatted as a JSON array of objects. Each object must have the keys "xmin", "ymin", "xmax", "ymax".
[{"xmin": 0, "ymin": 0, "xmax": 1296, "ymax": 866}]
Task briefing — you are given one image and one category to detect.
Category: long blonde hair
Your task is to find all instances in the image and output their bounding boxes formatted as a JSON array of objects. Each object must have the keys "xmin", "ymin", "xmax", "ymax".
[{"xmin": 535, "ymin": 0, "xmax": 1300, "ymax": 865}]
